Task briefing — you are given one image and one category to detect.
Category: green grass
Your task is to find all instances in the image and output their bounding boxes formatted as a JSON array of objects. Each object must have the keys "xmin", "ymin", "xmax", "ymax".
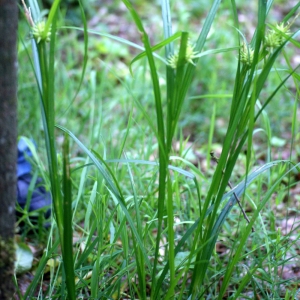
[{"xmin": 15, "ymin": 0, "xmax": 300, "ymax": 299}]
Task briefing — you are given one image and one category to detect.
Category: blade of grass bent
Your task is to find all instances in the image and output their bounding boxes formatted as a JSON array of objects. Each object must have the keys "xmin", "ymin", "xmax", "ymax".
[
  {"xmin": 57, "ymin": 125, "xmax": 152, "ymax": 271},
  {"xmin": 62, "ymin": 26, "xmax": 166, "ymax": 64},
  {"xmin": 74, "ymin": 158, "xmax": 199, "ymax": 179},
  {"xmin": 57, "ymin": 125, "xmax": 121, "ymax": 199}
]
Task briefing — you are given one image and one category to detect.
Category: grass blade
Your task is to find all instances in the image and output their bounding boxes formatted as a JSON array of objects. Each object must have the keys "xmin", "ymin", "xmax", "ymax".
[{"xmin": 62, "ymin": 134, "xmax": 76, "ymax": 299}]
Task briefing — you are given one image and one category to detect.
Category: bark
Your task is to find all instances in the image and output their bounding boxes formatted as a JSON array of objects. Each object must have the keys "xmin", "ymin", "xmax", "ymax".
[{"xmin": 0, "ymin": 0, "xmax": 18, "ymax": 298}]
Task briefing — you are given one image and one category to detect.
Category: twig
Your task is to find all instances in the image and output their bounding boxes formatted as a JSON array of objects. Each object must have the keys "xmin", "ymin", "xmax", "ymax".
[
  {"xmin": 21, "ymin": 0, "xmax": 34, "ymax": 26},
  {"xmin": 210, "ymin": 151, "xmax": 255, "ymax": 232}
]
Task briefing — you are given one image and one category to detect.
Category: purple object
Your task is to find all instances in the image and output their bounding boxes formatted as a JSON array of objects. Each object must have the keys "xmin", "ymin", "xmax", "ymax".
[{"xmin": 17, "ymin": 139, "xmax": 52, "ymax": 218}]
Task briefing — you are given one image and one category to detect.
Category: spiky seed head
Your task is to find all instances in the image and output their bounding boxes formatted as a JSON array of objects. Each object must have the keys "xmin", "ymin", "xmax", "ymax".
[
  {"xmin": 240, "ymin": 43, "xmax": 254, "ymax": 67},
  {"xmin": 168, "ymin": 42, "xmax": 198, "ymax": 69},
  {"xmin": 32, "ymin": 20, "xmax": 51, "ymax": 44},
  {"xmin": 265, "ymin": 22, "xmax": 291, "ymax": 48}
]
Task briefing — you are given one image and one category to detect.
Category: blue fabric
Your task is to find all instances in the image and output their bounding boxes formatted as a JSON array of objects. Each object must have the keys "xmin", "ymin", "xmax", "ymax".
[
  {"xmin": 17, "ymin": 138, "xmax": 34, "ymax": 177},
  {"xmin": 17, "ymin": 138, "xmax": 52, "ymax": 217}
]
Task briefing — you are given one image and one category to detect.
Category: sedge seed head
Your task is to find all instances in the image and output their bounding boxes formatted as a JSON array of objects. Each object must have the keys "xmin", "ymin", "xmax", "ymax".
[
  {"xmin": 240, "ymin": 43, "xmax": 254, "ymax": 67},
  {"xmin": 265, "ymin": 22, "xmax": 291, "ymax": 48},
  {"xmin": 32, "ymin": 20, "xmax": 51, "ymax": 43},
  {"xmin": 168, "ymin": 53, "xmax": 179, "ymax": 69},
  {"xmin": 168, "ymin": 42, "xmax": 198, "ymax": 69}
]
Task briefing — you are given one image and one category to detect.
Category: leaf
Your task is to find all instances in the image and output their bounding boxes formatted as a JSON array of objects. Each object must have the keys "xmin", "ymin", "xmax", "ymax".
[
  {"xmin": 270, "ymin": 136, "xmax": 286, "ymax": 147},
  {"xmin": 15, "ymin": 242, "xmax": 34, "ymax": 274},
  {"xmin": 175, "ymin": 251, "xmax": 192, "ymax": 269}
]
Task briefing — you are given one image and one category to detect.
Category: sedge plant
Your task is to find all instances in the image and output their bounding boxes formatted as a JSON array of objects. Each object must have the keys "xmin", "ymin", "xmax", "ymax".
[
  {"xmin": 123, "ymin": 0, "xmax": 300, "ymax": 298},
  {"xmin": 17, "ymin": 0, "xmax": 300, "ymax": 299},
  {"xmin": 21, "ymin": 0, "xmax": 77, "ymax": 298}
]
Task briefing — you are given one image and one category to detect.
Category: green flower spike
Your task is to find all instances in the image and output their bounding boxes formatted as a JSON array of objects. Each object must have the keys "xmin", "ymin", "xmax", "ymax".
[
  {"xmin": 265, "ymin": 22, "xmax": 291, "ymax": 49},
  {"xmin": 32, "ymin": 20, "xmax": 52, "ymax": 44},
  {"xmin": 168, "ymin": 43, "xmax": 198, "ymax": 69},
  {"xmin": 240, "ymin": 42, "xmax": 254, "ymax": 67}
]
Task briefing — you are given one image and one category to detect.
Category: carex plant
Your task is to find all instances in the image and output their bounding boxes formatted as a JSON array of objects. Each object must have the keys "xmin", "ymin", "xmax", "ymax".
[
  {"xmin": 126, "ymin": 0, "xmax": 299, "ymax": 299},
  {"xmin": 19, "ymin": 0, "xmax": 300, "ymax": 299},
  {"xmin": 21, "ymin": 0, "xmax": 76, "ymax": 299}
]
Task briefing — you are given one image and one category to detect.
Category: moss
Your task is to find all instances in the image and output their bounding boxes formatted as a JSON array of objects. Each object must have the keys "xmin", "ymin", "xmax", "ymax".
[
  {"xmin": 0, "ymin": 237, "xmax": 15, "ymax": 267},
  {"xmin": 0, "ymin": 236, "xmax": 15, "ymax": 298}
]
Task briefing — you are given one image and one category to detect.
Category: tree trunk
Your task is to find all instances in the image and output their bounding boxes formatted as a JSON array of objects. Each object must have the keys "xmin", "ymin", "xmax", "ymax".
[{"xmin": 0, "ymin": 0, "xmax": 18, "ymax": 298}]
